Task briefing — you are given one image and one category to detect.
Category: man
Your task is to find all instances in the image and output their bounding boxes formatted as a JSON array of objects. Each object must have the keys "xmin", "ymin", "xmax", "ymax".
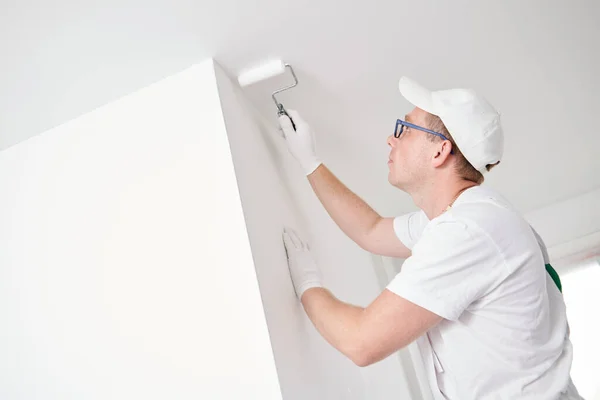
[{"xmin": 278, "ymin": 77, "xmax": 582, "ymax": 399}]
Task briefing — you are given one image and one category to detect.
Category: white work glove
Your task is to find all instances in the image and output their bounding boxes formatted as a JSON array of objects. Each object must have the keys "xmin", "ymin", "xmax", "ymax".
[
  {"xmin": 278, "ymin": 109, "xmax": 323, "ymax": 176},
  {"xmin": 282, "ymin": 227, "xmax": 323, "ymax": 299}
]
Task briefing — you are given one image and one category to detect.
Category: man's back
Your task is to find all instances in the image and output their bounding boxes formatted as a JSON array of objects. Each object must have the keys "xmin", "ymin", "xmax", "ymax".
[{"xmin": 388, "ymin": 186, "xmax": 580, "ymax": 399}]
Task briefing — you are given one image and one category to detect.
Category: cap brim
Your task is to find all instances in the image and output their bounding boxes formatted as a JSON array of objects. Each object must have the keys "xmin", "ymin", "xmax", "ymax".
[{"xmin": 399, "ymin": 76, "xmax": 436, "ymax": 115}]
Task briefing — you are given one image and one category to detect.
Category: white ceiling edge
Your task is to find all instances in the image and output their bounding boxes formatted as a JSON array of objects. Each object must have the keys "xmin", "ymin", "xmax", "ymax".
[
  {"xmin": 525, "ymin": 188, "xmax": 600, "ymax": 246},
  {"xmin": 527, "ymin": 188, "xmax": 600, "ymax": 271},
  {"xmin": 548, "ymin": 232, "xmax": 600, "ymax": 272},
  {"xmin": 2, "ymin": 0, "xmax": 598, "ymax": 216}
]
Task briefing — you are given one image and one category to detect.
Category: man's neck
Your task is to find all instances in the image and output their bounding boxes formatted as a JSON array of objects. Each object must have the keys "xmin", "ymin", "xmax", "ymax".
[{"xmin": 412, "ymin": 179, "xmax": 479, "ymax": 220}]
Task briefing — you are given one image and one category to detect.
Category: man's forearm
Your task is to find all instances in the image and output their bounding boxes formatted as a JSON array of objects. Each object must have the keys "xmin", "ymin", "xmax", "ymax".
[
  {"xmin": 301, "ymin": 287, "xmax": 367, "ymax": 365},
  {"xmin": 308, "ymin": 165, "xmax": 380, "ymax": 248}
]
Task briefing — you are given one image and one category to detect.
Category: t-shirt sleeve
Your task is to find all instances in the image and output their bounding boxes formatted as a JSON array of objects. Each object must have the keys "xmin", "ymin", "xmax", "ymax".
[
  {"xmin": 393, "ymin": 210, "xmax": 430, "ymax": 250},
  {"xmin": 387, "ymin": 219, "xmax": 505, "ymax": 321}
]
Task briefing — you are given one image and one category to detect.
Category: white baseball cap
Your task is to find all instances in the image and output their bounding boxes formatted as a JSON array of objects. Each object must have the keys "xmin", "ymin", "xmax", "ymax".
[{"xmin": 398, "ymin": 76, "xmax": 504, "ymax": 174}]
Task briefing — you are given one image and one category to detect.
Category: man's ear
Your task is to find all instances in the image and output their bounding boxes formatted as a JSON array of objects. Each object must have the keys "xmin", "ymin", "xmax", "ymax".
[{"xmin": 431, "ymin": 141, "xmax": 453, "ymax": 168}]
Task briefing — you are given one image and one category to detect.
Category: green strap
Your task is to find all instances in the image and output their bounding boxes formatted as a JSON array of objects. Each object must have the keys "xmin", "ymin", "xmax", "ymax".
[{"xmin": 545, "ymin": 263, "xmax": 562, "ymax": 293}]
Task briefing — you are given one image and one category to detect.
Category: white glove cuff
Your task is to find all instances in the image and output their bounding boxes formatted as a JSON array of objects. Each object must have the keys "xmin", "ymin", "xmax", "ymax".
[
  {"xmin": 296, "ymin": 280, "xmax": 323, "ymax": 299},
  {"xmin": 303, "ymin": 159, "xmax": 323, "ymax": 176}
]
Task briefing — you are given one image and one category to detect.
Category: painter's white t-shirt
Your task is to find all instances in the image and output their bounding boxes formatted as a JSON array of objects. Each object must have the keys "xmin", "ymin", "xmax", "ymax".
[{"xmin": 387, "ymin": 186, "xmax": 581, "ymax": 400}]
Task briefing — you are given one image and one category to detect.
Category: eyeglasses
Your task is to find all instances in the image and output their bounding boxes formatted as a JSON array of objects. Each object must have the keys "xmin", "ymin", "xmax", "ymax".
[{"xmin": 394, "ymin": 119, "xmax": 454, "ymax": 154}]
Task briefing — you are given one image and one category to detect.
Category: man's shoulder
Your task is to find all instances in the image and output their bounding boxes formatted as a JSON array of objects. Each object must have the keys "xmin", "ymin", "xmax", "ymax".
[
  {"xmin": 417, "ymin": 213, "xmax": 494, "ymax": 252},
  {"xmin": 442, "ymin": 186, "xmax": 524, "ymax": 233},
  {"xmin": 425, "ymin": 188, "xmax": 536, "ymax": 260}
]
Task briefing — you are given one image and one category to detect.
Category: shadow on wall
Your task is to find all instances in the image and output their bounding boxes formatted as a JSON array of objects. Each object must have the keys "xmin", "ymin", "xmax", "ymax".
[
  {"xmin": 214, "ymin": 61, "xmax": 370, "ymax": 399},
  {"xmin": 214, "ymin": 58, "xmax": 420, "ymax": 400}
]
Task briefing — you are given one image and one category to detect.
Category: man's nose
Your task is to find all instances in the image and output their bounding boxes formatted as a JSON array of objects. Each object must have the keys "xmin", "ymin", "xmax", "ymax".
[{"xmin": 387, "ymin": 135, "xmax": 396, "ymax": 147}]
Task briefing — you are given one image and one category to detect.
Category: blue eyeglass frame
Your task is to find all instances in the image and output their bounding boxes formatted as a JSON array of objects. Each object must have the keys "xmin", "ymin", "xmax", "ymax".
[{"xmin": 394, "ymin": 119, "xmax": 454, "ymax": 154}]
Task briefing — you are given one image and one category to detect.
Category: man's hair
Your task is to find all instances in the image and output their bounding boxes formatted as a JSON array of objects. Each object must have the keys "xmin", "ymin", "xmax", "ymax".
[{"xmin": 426, "ymin": 114, "xmax": 499, "ymax": 184}]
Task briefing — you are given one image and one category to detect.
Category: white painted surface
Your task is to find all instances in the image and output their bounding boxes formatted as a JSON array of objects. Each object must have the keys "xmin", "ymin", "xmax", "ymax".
[
  {"xmin": 2, "ymin": 0, "xmax": 599, "ymax": 394},
  {"xmin": 0, "ymin": 60, "xmax": 282, "ymax": 400},
  {"xmin": 561, "ymin": 262, "xmax": 600, "ymax": 400},
  {"xmin": 2, "ymin": 1, "xmax": 599, "ymax": 215},
  {"xmin": 525, "ymin": 188, "xmax": 600, "ymax": 271},
  {"xmin": 213, "ymin": 62, "xmax": 415, "ymax": 399}
]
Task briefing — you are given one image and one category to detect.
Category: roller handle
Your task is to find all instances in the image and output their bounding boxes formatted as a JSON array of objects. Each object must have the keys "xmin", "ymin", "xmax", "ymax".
[{"xmin": 277, "ymin": 103, "xmax": 297, "ymax": 131}]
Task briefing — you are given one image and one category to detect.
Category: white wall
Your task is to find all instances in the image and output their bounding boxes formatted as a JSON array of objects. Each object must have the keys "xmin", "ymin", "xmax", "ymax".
[
  {"xmin": 0, "ymin": 60, "xmax": 282, "ymax": 400},
  {"xmin": 213, "ymin": 62, "xmax": 415, "ymax": 399},
  {"xmin": 525, "ymin": 188, "xmax": 600, "ymax": 271},
  {"xmin": 561, "ymin": 261, "xmax": 600, "ymax": 400}
]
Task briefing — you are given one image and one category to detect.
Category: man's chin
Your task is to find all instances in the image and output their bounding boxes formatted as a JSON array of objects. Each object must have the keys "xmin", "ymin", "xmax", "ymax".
[{"xmin": 388, "ymin": 174, "xmax": 406, "ymax": 190}]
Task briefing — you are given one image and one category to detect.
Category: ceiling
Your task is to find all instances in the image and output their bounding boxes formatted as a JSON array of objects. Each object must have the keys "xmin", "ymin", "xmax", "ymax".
[{"xmin": 2, "ymin": 0, "xmax": 599, "ymax": 214}]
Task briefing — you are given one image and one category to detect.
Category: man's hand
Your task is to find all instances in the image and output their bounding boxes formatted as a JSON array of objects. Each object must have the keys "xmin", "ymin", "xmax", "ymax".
[
  {"xmin": 282, "ymin": 231, "xmax": 441, "ymax": 367},
  {"xmin": 282, "ymin": 228, "xmax": 323, "ymax": 299},
  {"xmin": 278, "ymin": 110, "xmax": 323, "ymax": 176}
]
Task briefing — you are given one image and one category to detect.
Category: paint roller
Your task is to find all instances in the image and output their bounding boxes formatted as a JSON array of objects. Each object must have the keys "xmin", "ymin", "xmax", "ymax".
[{"xmin": 237, "ymin": 59, "xmax": 298, "ymax": 131}]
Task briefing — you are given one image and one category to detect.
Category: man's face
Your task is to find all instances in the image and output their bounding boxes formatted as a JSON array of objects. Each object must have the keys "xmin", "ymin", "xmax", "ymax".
[{"xmin": 387, "ymin": 107, "xmax": 434, "ymax": 190}]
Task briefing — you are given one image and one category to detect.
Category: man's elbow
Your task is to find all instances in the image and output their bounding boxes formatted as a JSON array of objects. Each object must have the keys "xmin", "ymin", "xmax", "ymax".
[
  {"xmin": 347, "ymin": 343, "xmax": 379, "ymax": 368},
  {"xmin": 352, "ymin": 353, "xmax": 375, "ymax": 368},
  {"xmin": 347, "ymin": 340, "xmax": 409, "ymax": 367}
]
